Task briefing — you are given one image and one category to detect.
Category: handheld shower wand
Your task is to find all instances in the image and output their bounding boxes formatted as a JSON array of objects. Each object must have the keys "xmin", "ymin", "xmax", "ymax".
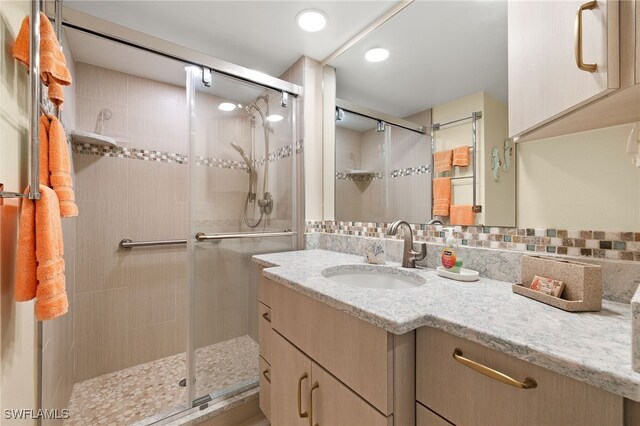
[{"xmin": 231, "ymin": 142, "xmax": 257, "ymax": 199}]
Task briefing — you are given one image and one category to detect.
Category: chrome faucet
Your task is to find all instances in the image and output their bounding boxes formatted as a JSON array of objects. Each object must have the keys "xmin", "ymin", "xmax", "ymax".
[{"xmin": 387, "ymin": 220, "xmax": 427, "ymax": 268}]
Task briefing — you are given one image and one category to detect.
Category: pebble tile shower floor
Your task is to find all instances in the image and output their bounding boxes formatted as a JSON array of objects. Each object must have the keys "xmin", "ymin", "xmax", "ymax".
[{"xmin": 64, "ymin": 335, "xmax": 258, "ymax": 425}]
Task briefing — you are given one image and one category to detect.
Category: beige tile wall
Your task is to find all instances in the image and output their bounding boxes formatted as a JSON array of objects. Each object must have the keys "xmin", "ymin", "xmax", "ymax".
[{"xmin": 73, "ymin": 63, "xmax": 296, "ymax": 387}]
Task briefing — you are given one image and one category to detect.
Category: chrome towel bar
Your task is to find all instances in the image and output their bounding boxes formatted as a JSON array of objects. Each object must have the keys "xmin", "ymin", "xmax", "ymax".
[
  {"xmin": 195, "ymin": 231, "xmax": 295, "ymax": 242},
  {"xmin": 119, "ymin": 239, "xmax": 187, "ymax": 249}
]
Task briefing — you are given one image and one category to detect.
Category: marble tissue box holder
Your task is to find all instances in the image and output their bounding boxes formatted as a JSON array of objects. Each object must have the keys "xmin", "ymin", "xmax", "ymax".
[
  {"xmin": 512, "ymin": 255, "xmax": 602, "ymax": 312},
  {"xmin": 364, "ymin": 239, "xmax": 386, "ymax": 264}
]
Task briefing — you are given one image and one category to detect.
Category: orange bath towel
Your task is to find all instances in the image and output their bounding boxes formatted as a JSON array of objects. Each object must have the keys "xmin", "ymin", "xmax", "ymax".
[
  {"xmin": 39, "ymin": 114, "xmax": 78, "ymax": 217},
  {"xmin": 453, "ymin": 146, "xmax": 471, "ymax": 167},
  {"xmin": 39, "ymin": 114, "xmax": 50, "ymax": 186},
  {"xmin": 47, "ymin": 82, "xmax": 65, "ymax": 108},
  {"xmin": 12, "ymin": 12, "xmax": 72, "ymax": 106},
  {"xmin": 48, "ymin": 115, "xmax": 78, "ymax": 217},
  {"xmin": 450, "ymin": 205, "xmax": 475, "ymax": 226},
  {"xmin": 16, "ymin": 185, "xmax": 68, "ymax": 320},
  {"xmin": 434, "ymin": 150, "xmax": 453, "ymax": 173},
  {"xmin": 433, "ymin": 177, "xmax": 451, "ymax": 216}
]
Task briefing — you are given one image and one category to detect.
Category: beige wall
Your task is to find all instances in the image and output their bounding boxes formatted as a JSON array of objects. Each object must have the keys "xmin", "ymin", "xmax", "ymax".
[
  {"xmin": 517, "ymin": 123, "xmax": 640, "ymax": 231},
  {"xmin": 1, "ymin": 1, "xmax": 37, "ymax": 424}
]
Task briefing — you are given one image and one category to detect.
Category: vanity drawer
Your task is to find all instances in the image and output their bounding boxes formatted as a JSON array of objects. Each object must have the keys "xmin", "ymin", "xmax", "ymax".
[
  {"xmin": 416, "ymin": 402, "xmax": 453, "ymax": 426},
  {"xmin": 272, "ymin": 280, "xmax": 393, "ymax": 415},
  {"xmin": 259, "ymin": 273, "xmax": 275, "ymax": 307},
  {"xmin": 258, "ymin": 302, "xmax": 272, "ymax": 362},
  {"xmin": 416, "ymin": 327, "xmax": 623, "ymax": 426},
  {"xmin": 259, "ymin": 356, "xmax": 271, "ymax": 422}
]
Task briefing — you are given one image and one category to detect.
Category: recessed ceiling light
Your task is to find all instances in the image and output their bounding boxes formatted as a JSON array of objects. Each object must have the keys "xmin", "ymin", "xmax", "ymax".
[
  {"xmin": 365, "ymin": 48, "xmax": 390, "ymax": 63},
  {"xmin": 296, "ymin": 9, "xmax": 327, "ymax": 32},
  {"xmin": 218, "ymin": 102, "xmax": 236, "ymax": 111},
  {"xmin": 266, "ymin": 114, "xmax": 284, "ymax": 123}
]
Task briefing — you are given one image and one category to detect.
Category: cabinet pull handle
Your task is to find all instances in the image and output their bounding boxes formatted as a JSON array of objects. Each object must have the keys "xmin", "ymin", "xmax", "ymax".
[
  {"xmin": 262, "ymin": 311, "xmax": 271, "ymax": 323},
  {"xmin": 297, "ymin": 373, "xmax": 309, "ymax": 418},
  {"xmin": 308, "ymin": 381, "xmax": 319, "ymax": 426},
  {"xmin": 574, "ymin": 0, "xmax": 598, "ymax": 72},
  {"xmin": 453, "ymin": 348, "xmax": 537, "ymax": 389},
  {"xmin": 262, "ymin": 368, "xmax": 271, "ymax": 384}
]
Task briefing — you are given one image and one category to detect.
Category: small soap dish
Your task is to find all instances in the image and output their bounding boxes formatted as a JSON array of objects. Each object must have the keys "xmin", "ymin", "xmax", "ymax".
[{"xmin": 436, "ymin": 266, "xmax": 479, "ymax": 282}]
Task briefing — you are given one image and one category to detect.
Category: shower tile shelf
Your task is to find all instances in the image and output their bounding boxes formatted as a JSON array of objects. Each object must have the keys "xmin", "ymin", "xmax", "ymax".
[
  {"xmin": 344, "ymin": 169, "xmax": 379, "ymax": 181},
  {"xmin": 70, "ymin": 129, "xmax": 118, "ymax": 148}
]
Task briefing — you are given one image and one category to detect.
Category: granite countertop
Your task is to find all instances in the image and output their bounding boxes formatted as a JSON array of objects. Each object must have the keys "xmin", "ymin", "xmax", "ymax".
[{"xmin": 253, "ymin": 249, "xmax": 640, "ymax": 401}]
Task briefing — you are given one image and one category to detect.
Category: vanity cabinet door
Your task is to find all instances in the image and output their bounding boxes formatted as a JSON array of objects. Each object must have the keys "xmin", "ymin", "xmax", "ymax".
[
  {"xmin": 508, "ymin": 0, "xmax": 619, "ymax": 138},
  {"xmin": 416, "ymin": 327, "xmax": 623, "ymax": 426},
  {"xmin": 309, "ymin": 362, "xmax": 392, "ymax": 426},
  {"xmin": 271, "ymin": 331, "xmax": 312, "ymax": 426},
  {"xmin": 271, "ymin": 279, "xmax": 393, "ymax": 415},
  {"xmin": 258, "ymin": 302, "xmax": 272, "ymax": 362},
  {"xmin": 258, "ymin": 356, "xmax": 272, "ymax": 422}
]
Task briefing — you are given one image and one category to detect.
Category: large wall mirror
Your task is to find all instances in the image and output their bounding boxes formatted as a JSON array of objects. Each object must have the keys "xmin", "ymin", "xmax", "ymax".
[
  {"xmin": 324, "ymin": 0, "xmax": 515, "ymax": 227},
  {"xmin": 323, "ymin": 0, "xmax": 640, "ymax": 232}
]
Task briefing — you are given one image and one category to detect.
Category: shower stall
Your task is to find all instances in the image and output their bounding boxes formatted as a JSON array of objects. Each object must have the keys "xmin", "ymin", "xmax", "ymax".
[{"xmin": 55, "ymin": 20, "xmax": 300, "ymax": 425}]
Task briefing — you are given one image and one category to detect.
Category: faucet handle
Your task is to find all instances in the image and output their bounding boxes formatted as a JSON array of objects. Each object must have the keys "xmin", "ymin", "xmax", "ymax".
[{"xmin": 411, "ymin": 242, "xmax": 427, "ymax": 263}]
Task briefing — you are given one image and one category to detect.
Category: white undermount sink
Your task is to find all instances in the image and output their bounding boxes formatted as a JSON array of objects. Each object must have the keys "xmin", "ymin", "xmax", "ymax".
[{"xmin": 321, "ymin": 264, "xmax": 426, "ymax": 290}]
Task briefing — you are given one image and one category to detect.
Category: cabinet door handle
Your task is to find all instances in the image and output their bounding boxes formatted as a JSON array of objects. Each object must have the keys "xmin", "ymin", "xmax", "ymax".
[
  {"xmin": 574, "ymin": 0, "xmax": 598, "ymax": 72},
  {"xmin": 297, "ymin": 373, "xmax": 309, "ymax": 418},
  {"xmin": 262, "ymin": 311, "xmax": 271, "ymax": 323},
  {"xmin": 262, "ymin": 368, "xmax": 271, "ymax": 384},
  {"xmin": 308, "ymin": 381, "xmax": 319, "ymax": 426},
  {"xmin": 453, "ymin": 348, "xmax": 537, "ymax": 389}
]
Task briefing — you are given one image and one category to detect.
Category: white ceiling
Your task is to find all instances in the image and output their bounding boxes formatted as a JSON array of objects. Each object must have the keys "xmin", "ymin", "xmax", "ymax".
[
  {"xmin": 330, "ymin": 0, "xmax": 508, "ymax": 117},
  {"xmin": 64, "ymin": 0, "xmax": 397, "ymax": 77},
  {"xmin": 63, "ymin": 0, "xmax": 508, "ymax": 120}
]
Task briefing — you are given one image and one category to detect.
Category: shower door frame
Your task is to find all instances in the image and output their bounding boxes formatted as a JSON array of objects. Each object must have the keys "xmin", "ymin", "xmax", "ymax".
[
  {"xmin": 185, "ymin": 67, "xmax": 300, "ymax": 408},
  {"xmin": 56, "ymin": 6, "xmax": 302, "ymax": 422}
]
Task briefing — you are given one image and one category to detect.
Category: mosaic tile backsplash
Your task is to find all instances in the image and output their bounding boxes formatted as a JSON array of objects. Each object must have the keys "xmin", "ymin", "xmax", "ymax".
[{"xmin": 306, "ymin": 221, "xmax": 640, "ymax": 262}]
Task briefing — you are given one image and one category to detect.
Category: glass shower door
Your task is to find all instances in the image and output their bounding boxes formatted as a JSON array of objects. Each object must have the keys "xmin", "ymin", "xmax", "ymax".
[{"xmin": 185, "ymin": 67, "xmax": 297, "ymax": 407}]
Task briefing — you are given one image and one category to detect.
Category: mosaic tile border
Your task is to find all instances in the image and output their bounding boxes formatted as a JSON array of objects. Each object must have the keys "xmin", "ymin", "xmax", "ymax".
[
  {"xmin": 306, "ymin": 221, "xmax": 640, "ymax": 262},
  {"xmin": 73, "ymin": 141, "xmax": 302, "ymax": 169},
  {"xmin": 73, "ymin": 142, "xmax": 187, "ymax": 164},
  {"xmin": 336, "ymin": 164, "xmax": 430, "ymax": 181},
  {"xmin": 196, "ymin": 156, "xmax": 247, "ymax": 170}
]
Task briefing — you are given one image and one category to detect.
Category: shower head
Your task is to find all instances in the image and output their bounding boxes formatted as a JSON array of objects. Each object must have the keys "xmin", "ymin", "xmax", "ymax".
[
  {"xmin": 230, "ymin": 142, "xmax": 256, "ymax": 174},
  {"xmin": 230, "ymin": 142, "xmax": 245, "ymax": 156}
]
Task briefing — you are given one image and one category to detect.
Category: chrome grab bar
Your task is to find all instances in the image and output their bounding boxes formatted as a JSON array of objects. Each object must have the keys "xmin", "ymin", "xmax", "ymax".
[
  {"xmin": 119, "ymin": 239, "xmax": 187, "ymax": 249},
  {"xmin": 195, "ymin": 231, "xmax": 295, "ymax": 242}
]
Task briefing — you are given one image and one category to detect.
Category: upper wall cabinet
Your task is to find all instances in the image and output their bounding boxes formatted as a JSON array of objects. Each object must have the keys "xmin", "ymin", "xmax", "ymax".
[
  {"xmin": 509, "ymin": 0, "xmax": 640, "ymax": 142},
  {"xmin": 509, "ymin": 0, "xmax": 619, "ymax": 139}
]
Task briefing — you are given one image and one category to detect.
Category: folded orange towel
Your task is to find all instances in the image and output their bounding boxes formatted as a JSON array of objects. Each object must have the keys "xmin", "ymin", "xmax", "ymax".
[
  {"xmin": 450, "ymin": 205, "xmax": 475, "ymax": 226},
  {"xmin": 39, "ymin": 114, "xmax": 50, "ymax": 186},
  {"xmin": 433, "ymin": 177, "xmax": 451, "ymax": 216},
  {"xmin": 47, "ymin": 82, "xmax": 65, "ymax": 108},
  {"xmin": 48, "ymin": 115, "xmax": 78, "ymax": 217},
  {"xmin": 453, "ymin": 146, "xmax": 471, "ymax": 167},
  {"xmin": 12, "ymin": 12, "xmax": 72, "ymax": 106},
  {"xmin": 38, "ymin": 114, "xmax": 78, "ymax": 217},
  {"xmin": 16, "ymin": 185, "xmax": 68, "ymax": 320},
  {"xmin": 434, "ymin": 150, "xmax": 453, "ymax": 173}
]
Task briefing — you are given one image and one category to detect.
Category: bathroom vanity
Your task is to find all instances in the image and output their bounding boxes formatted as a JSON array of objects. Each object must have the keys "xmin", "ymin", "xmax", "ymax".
[{"xmin": 254, "ymin": 250, "xmax": 640, "ymax": 426}]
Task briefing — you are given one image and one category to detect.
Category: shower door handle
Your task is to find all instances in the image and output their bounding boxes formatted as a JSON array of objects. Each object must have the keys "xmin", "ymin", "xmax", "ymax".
[{"xmin": 195, "ymin": 231, "xmax": 295, "ymax": 241}]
